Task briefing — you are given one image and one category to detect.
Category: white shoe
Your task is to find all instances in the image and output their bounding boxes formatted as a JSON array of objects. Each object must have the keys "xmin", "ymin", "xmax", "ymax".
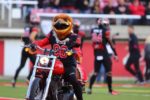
[{"xmin": 87, "ymin": 88, "xmax": 92, "ymax": 94}]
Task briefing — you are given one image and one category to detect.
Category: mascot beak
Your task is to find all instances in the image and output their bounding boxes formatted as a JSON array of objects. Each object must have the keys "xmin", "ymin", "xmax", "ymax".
[{"xmin": 54, "ymin": 19, "xmax": 69, "ymax": 30}]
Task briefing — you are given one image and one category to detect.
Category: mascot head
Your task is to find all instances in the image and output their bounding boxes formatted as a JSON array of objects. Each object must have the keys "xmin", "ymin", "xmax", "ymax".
[{"xmin": 52, "ymin": 13, "xmax": 73, "ymax": 40}]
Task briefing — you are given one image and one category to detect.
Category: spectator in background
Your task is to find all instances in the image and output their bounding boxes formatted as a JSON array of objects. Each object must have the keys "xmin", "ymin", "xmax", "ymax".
[
  {"xmin": 103, "ymin": 0, "xmax": 116, "ymax": 14},
  {"xmin": 128, "ymin": 0, "xmax": 146, "ymax": 24},
  {"xmin": 144, "ymin": 35, "xmax": 150, "ymax": 82},
  {"xmin": 125, "ymin": 25, "xmax": 144, "ymax": 84},
  {"xmin": 115, "ymin": 0, "xmax": 129, "ymax": 14},
  {"xmin": 59, "ymin": 0, "xmax": 77, "ymax": 13},
  {"xmin": 75, "ymin": 0, "xmax": 89, "ymax": 13},
  {"xmin": 99, "ymin": 0, "xmax": 109, "ymax": 11},
  {"xmin": 103, "ymin": 0, "xmax": 116, "ymax": 24},
  {"xmin": 146, "ymin": 1, "xmax": 150, "ymax": 24},
  {"xmin": 47, "ymin": 0, "xmax": 61, "ymax": 13},
  {"xmin": 37, "ymin": 0, "xmax": 44, "ymax": 8},
  {"xmin": 115, "ymin": 0, "xmax": 129, "ymax": 24},
  {"xmin": 91, "ymin": 0, "xmax": 103, "ymax": 14},
  {"xmin": 146, "ymin": 1, "xmax": 150, "ymax": 15},
  {"xmin": 125, "ymin": 0, "xmax": 132, "ymax": 5},
  {"xmin": 101, "ymin": 0, "xmax": 118, "ymax": 10},
  {"xmin": 89, "ymin": 0, "xmax": 95, "ymax": 12},
  {"xmin": 141, "ymin": 0, "xmax": 149, "ymax": 5},
  {"xmin": 49, "ymin": 0, "xmax": 60, "ymax": 8},
  {"xmin": 43, "ymin": 0, "xmax": 52, "ymax": 8},
  {"xmin": 129, "ymin": 0, "xmax": 145, "ymax": 15},
  {"xmin": 91, "ymin": 0, "xmax": 118, "ymax": 14},
  {"xmin": 38, "ymin": 0, "xmax": 57, "ymax": 8}
]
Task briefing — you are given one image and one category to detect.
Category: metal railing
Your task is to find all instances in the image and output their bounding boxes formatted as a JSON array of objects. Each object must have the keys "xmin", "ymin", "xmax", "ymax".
[
  {"xmin": 0, "ymin": 0, "xmax": 38, "ymax": 27},
  {"xmin": 37, "ymin": 13, "xmax": 142, "ymax": 19},
  {"xmin": 37, "ymin": 13, "xmax": 150, "ymax": 20},
  {"xmin": 0, "ymin": 0, "xmax": 150, "ymax": 28}
]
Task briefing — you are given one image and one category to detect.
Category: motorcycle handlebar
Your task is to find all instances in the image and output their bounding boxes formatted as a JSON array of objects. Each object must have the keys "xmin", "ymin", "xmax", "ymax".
[
  {"xmin": 23, "ymin": 44, "xmax": 75, "ymax": 56},
  {"xmin": 23, "ymin": 44, "xmax": 54, "ymax": 54}
]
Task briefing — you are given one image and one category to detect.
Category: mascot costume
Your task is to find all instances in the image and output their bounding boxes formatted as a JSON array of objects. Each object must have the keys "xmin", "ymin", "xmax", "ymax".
[{"xmin": 33, "ymin": 13, "xmax": 85, "ymax": 100}]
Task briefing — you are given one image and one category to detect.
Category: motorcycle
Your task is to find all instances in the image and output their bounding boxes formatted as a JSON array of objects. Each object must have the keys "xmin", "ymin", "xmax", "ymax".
[{"xmin": 25, "ymin": 45, "xmax": 77, "ymax": 100}]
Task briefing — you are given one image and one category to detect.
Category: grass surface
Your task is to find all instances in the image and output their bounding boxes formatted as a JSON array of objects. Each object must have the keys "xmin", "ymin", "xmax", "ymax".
[
  {"xmin": 84, "ymin": 87, "xmax": 150, "ymax": 100},
  {"xmin": 0, "ymin": 80, "xmax": 150, "ymax": 100},
  {"xmin": 0, "ymin": 86, "xmax": 27, "ymax": 99}
]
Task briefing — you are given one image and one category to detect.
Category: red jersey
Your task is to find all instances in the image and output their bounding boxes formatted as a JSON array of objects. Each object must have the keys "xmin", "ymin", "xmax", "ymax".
[{"xmin": 35, "ymin": 30, "xmax": 81, "ymax": 63}]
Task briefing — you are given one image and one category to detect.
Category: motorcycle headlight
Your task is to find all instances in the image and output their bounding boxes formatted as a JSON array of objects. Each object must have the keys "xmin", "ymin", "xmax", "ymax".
[{"xmin": 39, "ymin": 57, "xmax": 49, "ymax": 66}]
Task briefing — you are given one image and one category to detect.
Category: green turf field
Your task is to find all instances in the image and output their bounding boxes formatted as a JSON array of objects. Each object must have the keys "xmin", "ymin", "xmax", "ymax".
[{"xmin": 0, "ymin": 80, "xmax": 150, "ymax": 100}]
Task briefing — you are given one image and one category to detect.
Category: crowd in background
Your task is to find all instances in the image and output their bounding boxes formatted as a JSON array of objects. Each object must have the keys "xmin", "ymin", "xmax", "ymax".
[
  {"xmin": 37, "ymin": 0, "xmax": 149, "ymax": 15},
  {"xmin": 20, "ymin": 0, "xmax": 150, "ymax": 25}
]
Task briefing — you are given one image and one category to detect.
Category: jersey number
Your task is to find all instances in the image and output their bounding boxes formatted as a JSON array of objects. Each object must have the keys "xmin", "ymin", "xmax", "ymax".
[{"xmin": 53, "ymin": 44, "xmax": 68, "ymax": 58}]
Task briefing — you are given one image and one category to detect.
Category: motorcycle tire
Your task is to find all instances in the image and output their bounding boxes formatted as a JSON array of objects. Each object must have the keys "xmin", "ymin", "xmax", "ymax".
[
  {"xmin": 29, "ymin": 78, "xmax": 42, "ymax": 100},
  {"xmin": 62, "ymin": 91, "xmax": 75, "ymax": 100}
]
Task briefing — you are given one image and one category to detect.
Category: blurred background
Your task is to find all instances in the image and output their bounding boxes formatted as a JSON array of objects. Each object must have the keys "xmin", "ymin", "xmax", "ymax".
[{"xmin": 0, "ymin": 0, "xmax": 150, "ymax": 100}]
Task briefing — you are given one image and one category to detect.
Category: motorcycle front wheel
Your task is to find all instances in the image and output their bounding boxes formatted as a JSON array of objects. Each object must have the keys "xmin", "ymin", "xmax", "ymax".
[{"xmin": 29, "ymin": 78, "xmax": 43, "ymax": 100}]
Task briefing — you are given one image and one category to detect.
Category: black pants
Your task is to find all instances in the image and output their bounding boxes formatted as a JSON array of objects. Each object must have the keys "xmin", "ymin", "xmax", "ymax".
[
  {"xmin": 63, "ymin": 63, "xmax": 83, "ymax": 100},
  {"xmin": 89, "ymin": 55, "xmax": 113, "ymax": 92},
  {"xmin": 125, "ymin": 56, "xmax": 143, "ymax": 82},
  {"xmin": 145, "ymin": 58, "xmax": 150, "ymax": 80},
  {"xmin": 13, "ymin": 47, "xmax": 36, "ymax": 82}
]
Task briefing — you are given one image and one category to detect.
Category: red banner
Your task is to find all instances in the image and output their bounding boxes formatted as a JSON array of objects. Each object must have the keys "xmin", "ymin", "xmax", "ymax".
[{"xmin": 0, "ymin": 41, "xmax": 4, "ymax": 75}]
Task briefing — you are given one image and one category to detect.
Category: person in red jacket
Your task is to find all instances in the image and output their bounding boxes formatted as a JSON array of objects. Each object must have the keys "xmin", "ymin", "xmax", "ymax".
[
  {"xmin": 129, "ymin": 0, "xmax": 145, "ymax": 16},
  {"xmin": 129, "ymin": 0, "xmax": 145, "ymax": 24}
]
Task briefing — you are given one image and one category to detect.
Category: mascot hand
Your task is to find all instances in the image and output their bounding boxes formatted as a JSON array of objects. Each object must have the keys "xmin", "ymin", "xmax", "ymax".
[
  {"xmin": 25, "ymin": 47, "xmax": 30, "ymax": 52},
  {"xmin": 30, "ymin": 43, "xmax": 37, "ymax": 51},
  {"xmin": 66, "ymin": 50, "xmax": 74, "ymax": 56}
]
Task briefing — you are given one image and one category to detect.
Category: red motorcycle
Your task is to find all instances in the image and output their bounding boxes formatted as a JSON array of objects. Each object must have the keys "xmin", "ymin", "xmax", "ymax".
[{"xmin": 25, "ymin": 45, "xmax": 85, "ymax": 100}]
